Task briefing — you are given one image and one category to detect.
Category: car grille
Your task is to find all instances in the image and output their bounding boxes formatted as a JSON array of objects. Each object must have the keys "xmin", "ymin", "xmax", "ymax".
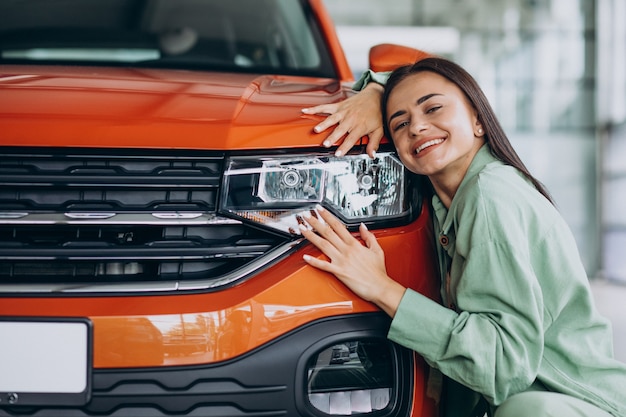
[{"xmin": 0, "ymin": 147, "xmax": 292, "ymax": 293}]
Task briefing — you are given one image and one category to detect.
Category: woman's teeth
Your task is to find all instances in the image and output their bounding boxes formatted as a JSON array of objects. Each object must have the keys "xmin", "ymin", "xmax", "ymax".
[{"xmin": 416, "ymin": 138, "xmax": 444, "ymax": 154}]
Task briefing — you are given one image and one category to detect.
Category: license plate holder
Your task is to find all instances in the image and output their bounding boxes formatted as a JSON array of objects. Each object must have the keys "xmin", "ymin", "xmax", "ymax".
[{"xmin": 0, "ymin": 317, "xmax": 92, "ymax": 407}]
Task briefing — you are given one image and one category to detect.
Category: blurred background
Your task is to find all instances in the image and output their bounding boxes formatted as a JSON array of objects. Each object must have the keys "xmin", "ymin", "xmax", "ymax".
[{"xmin": 324, "ymin": 0, "xmax": 626, "ymax": 360}]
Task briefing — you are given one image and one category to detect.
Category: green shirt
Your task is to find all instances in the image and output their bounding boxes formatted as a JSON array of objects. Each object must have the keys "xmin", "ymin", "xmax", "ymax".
[{"xmin": 388, "ymin": 145, "xmax": 626, "ymax": 415}]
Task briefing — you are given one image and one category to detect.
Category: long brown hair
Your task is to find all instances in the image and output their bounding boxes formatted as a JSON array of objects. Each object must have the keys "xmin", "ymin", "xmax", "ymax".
[{"xmin": 381, "ymin": 57, "xmax": 554, "ymax": 204}]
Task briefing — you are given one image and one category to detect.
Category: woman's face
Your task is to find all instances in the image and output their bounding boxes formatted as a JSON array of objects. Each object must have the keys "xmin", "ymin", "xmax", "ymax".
[{"xmin": 386, "ymin": 71, "xmax": 484, "ymax": 182}]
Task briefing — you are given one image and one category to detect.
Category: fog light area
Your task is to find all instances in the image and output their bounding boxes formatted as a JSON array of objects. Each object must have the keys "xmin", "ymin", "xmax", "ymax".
[{"xmin": 307, "ymin": 340, "xmax": 394, "ymax": 415}]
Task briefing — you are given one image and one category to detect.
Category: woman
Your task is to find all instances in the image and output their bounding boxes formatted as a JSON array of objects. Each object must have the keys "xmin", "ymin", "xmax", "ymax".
[{"xmin": 299, "ymin": 57, "xmax": 626, "ymax": 417}]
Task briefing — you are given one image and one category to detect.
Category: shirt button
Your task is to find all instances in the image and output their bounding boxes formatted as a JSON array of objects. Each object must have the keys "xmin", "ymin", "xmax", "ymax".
[{"xmin": 439, "ymin": 235, "xmax": 449, "ymax": 246}]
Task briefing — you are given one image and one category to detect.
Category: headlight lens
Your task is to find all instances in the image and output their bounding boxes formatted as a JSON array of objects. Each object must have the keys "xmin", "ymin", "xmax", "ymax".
[
  {"xmin": 221, "ymin": 152, "xmax": 409, "ymax": 234},
  {"xmin": 307, "ymin": 340, "xmax": 393, "ymax": 415}
]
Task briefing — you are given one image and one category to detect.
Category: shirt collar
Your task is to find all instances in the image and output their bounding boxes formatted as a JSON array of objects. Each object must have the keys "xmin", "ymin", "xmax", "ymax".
[{"xmin": 431, "ymin": 144, "xmax": 499, "ymax": 237}]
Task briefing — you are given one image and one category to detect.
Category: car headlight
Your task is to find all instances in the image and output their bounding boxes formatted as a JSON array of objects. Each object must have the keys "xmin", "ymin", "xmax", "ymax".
[{"xmin": 221, "ymin": 152, "xmax": 410, "ymax": 234}]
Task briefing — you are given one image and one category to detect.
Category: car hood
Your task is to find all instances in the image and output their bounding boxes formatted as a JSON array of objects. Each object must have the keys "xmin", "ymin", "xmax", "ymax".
[{"xmin": 0, "ymin": 65, "xmax": 351, "ymax": 150}]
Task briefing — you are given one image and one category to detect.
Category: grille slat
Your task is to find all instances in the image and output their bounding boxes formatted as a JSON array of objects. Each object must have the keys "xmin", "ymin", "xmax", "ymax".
[
  {"xmin": 0, "ymin": 173, "xmax": 222, "ymax": 186},
  {"xmin": 0, "ymin": 244, "xmax": 274, "ymax": 259},
  {"xmin": 0, "ymin": 148, "xmax": 291, "ymax": 291}
]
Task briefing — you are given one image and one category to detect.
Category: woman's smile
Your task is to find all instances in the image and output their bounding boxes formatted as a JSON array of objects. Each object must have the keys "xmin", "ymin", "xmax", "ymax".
[{"xmin": 413, "ymin": 137, "xmax": 446, "ymax": 156}]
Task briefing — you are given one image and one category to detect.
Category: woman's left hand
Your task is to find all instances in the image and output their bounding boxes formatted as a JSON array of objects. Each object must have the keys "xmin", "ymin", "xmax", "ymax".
[
  {"xmin": 301, "ymin": 82, "xmax": 384, "ymax": 158},
  {"xmin": 299, "ymin": 205, "xmax": 406, "ymax": 317}
]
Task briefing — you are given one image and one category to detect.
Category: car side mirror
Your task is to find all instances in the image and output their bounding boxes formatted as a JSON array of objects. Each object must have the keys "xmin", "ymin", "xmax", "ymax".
[{"xmin": 368, "ymin": 43, "xmax": 431, "ymax": 73}]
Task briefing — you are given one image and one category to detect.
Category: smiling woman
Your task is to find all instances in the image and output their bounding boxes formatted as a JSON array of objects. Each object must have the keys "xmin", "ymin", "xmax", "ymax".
[
  {"xmin": 380, "ymin": 59, "xmax": 554, "ymax": 207},
  {"xmin": 301, "ymin": 56, "xmax": 626, "ymax": 417}
]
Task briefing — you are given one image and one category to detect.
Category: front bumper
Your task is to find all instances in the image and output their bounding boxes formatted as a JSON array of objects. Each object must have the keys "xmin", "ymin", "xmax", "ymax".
[{"xmin": 0, "ymin": 313, "xmax": 422, "ymax": 417}]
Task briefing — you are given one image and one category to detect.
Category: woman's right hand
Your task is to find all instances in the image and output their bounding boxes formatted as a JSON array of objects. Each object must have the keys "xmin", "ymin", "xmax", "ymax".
[
  {"xmin": 299, "ymin": 205, "xmax": 406, "ymax": 318},
  {"xmin": 302, "ymin": 82, "xmax": 385, "ymax": 158}
]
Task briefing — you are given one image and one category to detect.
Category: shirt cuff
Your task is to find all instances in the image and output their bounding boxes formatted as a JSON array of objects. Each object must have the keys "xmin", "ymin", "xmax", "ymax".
[
  {"xmin": 352, "ymin": 69, "xmax": 391, "ymax": 91},
  {"xmin": 388, "ymin": 288, "xmax": 457, "ymax": 361}
]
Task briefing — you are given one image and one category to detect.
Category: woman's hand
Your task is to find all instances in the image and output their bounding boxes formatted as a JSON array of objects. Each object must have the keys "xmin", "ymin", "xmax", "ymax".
[
  {"xmin": 299, "ymin": 205, "xmax": 406, "ymax": 317},
  {"xmin": 302, "ymin": 82, "xmax": 385, "ymax": 158}
]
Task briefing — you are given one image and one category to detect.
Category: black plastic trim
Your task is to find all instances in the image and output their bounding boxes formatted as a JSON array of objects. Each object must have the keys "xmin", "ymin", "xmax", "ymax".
[{"xmin": 0, "ymin": 313, "xmax": 415, "ymax": 417}]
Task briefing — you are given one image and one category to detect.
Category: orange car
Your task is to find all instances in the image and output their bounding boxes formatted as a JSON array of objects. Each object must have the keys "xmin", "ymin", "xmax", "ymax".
[{"xmin": 0, "ymin": 1, "xmax": 440, "ymax": 416}]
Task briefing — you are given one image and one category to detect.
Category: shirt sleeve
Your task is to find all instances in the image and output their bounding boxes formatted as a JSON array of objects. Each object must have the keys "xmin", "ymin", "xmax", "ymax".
[
  {"xmin": 389, "ymin": 240, "xmax": 544, "ymax": 406},
  {"xmin": 352, "ymin": 69, "xmax": 391, "ymax": 91}
]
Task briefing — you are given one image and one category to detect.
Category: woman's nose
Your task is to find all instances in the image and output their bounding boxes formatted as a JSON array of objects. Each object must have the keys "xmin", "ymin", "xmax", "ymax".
[{"xmin": 409, "ymin": 116, "xmax": 427, "ymax": 137}]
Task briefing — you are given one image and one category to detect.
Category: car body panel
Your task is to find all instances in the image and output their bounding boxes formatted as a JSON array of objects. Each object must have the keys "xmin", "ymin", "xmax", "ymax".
[{"xmin": 0, "ymin": 66, "xmax": 353, "ymax": 150}]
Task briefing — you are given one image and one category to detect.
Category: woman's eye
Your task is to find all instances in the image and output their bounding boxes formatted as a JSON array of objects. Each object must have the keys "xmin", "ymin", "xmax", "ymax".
[
  {"xmin": 426, "ymin": 105, "xmax": 442, "ymax": 114},
  {"xmin": 392, "ymin": 121, "xmax": 409, "ymax": 132}
]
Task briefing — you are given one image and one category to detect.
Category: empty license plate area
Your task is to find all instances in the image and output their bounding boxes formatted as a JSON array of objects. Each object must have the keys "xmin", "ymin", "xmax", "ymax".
[{"xmin": 0, "ymin": 318, "xmax": 92, "ymax": 407}]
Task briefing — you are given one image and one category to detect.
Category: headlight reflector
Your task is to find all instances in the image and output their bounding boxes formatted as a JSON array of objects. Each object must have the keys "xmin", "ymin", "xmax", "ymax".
[{"xmin": 221, "ymin": 152, "xmax": 408, "ymax": 234}]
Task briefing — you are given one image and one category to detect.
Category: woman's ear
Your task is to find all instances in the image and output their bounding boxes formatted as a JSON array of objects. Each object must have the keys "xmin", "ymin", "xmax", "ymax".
[{"xmin": 474, "ymin": 119, "xmax": 484, "ymax": 137}]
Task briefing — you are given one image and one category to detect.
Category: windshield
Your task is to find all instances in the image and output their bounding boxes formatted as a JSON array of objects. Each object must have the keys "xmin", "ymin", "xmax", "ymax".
[{"xmin": 0, "ymin": 0, "xmax": 336, "ymax": 77}]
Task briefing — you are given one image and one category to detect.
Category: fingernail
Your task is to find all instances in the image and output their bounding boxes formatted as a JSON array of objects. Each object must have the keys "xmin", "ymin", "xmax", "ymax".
[
  {"xmin": 323, "ymin": 140, "xmax": 331, "ymax": 147},
  {"xmin": 334, "ymin": 150, "xmax": 342, "ymax": 157},
  {"xmin": 303, "ymin": 254, "xmax": 312, "ymax": 261},
  {"xmin": 299, "ymin": 223, "xmax": 308, "ymax": 232},
  {"xmin": 314, "ymin": 126, "xmax": 322, "ymax": 133},
  {"xmin": 360, "ymin": 222, "xmax": 368, "ymax": 230},
  {"xmin": 301, "ymin": 108, "xmax": 309, "ymax": 113},
  {"xmin": 316, "ymin": 204, "xmax": 324, "ymax": 212},
  {"xmin": 371, "ymin": 150, "xmax": 377, "ymax": 158}
]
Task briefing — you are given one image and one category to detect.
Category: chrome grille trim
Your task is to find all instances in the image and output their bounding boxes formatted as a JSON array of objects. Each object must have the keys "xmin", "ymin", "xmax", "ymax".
[
  {"xmin": 0, "ymin": 212, "xmax": 242, "ymax": 226},
  {"xmin": 0, "ymin": 240, "xmax": 300, "ymax": 294}
]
